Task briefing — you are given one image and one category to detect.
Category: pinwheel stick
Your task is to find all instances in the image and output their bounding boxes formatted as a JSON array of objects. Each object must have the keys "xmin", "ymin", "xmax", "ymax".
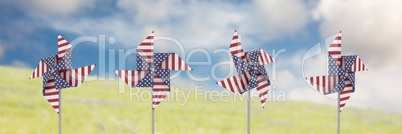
[
  {"xmin": 247, "ymin": 90, "xmax": 251, "ymax": 134},
  {"xmin": 59, "ymin": 89, "xmax": 62, "ymax": 134},
  {"xmin": 337, "ymin": 92, "xmax": 340, "ymax": 134},
  {"xmin": 152, "ymin": 107, "xmax": 154, "ymax": 134}
]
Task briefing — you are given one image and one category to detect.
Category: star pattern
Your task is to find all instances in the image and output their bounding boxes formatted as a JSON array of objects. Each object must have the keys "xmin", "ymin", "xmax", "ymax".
[
  {"xmin": 136, "ymin": 71, "xmax": 154, "ymax": 87},
  {"xmin": 232, "ymin": 55, "xmax": 252, "ymax": 74},
  {"xmin": 154, "ymin": 69, "xmax": 171, "ymax": 87},
  {"xmin": 55, "ymin": 51, "xmax": 72, "ymax": 70},
  {"xmin": 136, "ymin": 54, "xmax": 151, "ymax": 71},
  {"xmin": 153, "ymin": 53, "xmax": 172, "ymax": 68},
  {"xmin": 328, "ymin": 55, "xmax": 345, "ymax": 76},
  {"xmin": 53, "ymin": 72, "xmax": 71, "ymax": 89}
]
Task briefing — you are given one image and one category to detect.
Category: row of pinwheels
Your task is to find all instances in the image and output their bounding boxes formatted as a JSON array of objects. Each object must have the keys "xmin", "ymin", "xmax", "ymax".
[{"xmin": 29, "ymin": 30, "xmax": 367, "ymax": 133}]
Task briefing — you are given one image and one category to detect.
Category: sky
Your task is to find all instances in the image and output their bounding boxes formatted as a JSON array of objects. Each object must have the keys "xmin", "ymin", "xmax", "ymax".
[{"xmin": 1, "ymin": 0, "xmax": 401, "ymax": 113}]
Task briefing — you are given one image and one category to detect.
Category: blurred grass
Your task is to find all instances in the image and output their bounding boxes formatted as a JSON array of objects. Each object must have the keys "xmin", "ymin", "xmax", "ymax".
[{"xmin": 1, "ymin": 66, "xmax": 401, "ymax": 134}]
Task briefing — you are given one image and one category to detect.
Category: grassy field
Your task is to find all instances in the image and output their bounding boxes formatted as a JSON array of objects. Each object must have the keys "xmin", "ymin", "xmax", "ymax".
[{"xmin": 1, "ymin": 66, "xmax": 401, "ymax": 134}]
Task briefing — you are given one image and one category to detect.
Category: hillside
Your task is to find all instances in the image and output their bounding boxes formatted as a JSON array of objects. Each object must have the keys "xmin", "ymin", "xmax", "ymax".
[{"xmin": 0, "ymin": 66, "xmax": 401, "ymax": 134}]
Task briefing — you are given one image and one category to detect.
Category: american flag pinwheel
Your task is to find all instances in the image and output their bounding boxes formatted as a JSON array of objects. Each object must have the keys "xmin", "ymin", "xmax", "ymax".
[
  {"xmin": 114, "ymin": 31, "xmax": 192, "ymax": 110},
  {"xmin": 216, "ymin": 30, "xmax": 276, "ymax": 108},
  {"xmin": 305, "ymin": 31, "xmax": 368, "ymax": 112},
  {"xmin": 29, "ymin": 34, "xmax": 96, "ymax": 114},
  {"xmin": 304, "ymin": 31, "xmax": 368, "ymax": 133},
  {"xmin": 29, "ymin": 34, "xmax": 96, "ymax": 134}
]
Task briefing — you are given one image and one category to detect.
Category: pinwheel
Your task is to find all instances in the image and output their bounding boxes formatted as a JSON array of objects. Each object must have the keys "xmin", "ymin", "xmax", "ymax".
[
  {"xmin": 29, "ymin": 35, "xmax": 96, "ymax": 133},
  {"xmin": 216, "ymin": 30, "xmax": 275, "ymax": 133},
  {"xmin": 114, "ymin": 31, "xmax": 192, "ymax": 133},
  {"xmin": 304, "ymin": 31, "xmax": 368, "ymax": 133}
]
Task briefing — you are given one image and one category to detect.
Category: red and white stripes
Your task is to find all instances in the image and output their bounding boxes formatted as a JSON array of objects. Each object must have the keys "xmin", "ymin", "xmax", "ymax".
[
  {"xmin": 158, "ymin": 53, "xmax": 192, "ymax": 71},
  {"xmin": 258, "ymin": 49, "xmax": 275, "ymax": 66},
  {"xmin": 350, "ymin": 56, "xmax": 368, "ymax": 72},
  {"xmin": 229, "ymin": 30, "xmax": 246, "ymax": 60},
  {"xmin": 256, "ymin": 73, "xmax": 269, "ymax": 108},
  {"xmin": 114, "ymin": 70, "xmax": 149, "ymax": 88},
  {"xmin": 216, "ymin": 71, "xmax": 252, "ymax": 94},
  {"xmin": 152, "ymin": 75, "xmax": 170, "ymax": 110},
  {"xmin": 137, "ymin": 31, "xmax": 155, "ymax": 66},
  {"xmin": 328, "ymin": 31, "xmax": 342, "ymax": 66},
  {"xmin": 58, "ymin": 34, "xmax": 72, "ymax": 61},
  {"xmin": 30, "ymin": 60, "xmax": 49, "ymax": 79},
  {"xmin": 59, "ymin": 64, "xmax": 96, "ymax": 87},
  {"xmin": 339, "ymin": 78, "xmax": 354, "ymax": 112},
  {"xmin": 43, "ymin": 77, "xmax": 60, "ymax": 114},
  {"xmin": 305, "ymin": 75, "xmax": 340, "ymax": 95}
]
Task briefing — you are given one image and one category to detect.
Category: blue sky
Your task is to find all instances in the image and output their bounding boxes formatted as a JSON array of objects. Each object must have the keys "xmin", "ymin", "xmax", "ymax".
[{"xmin": 1, "ymin": 0, "xmax": 401, "ymax": 113}]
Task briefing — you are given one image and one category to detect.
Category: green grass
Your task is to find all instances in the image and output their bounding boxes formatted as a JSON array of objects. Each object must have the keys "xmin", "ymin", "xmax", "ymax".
[{"xmin": 1, "ymin": 66, "xmax": 401, "ymax": 133}]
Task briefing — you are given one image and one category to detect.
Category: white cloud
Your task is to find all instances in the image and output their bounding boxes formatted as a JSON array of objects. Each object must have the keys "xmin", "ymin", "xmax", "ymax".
[
  {"xmin": 249, "ymin": 0, "xmax": 310, "ymax": 40},
  {"xmin": 17, "ymin": 0, "xmax": 95, "ymax": 16},
  {"xmin": 117, "ymin": 0, "xmax": 182, "ymax": 24},
  {"xmin": 313, "ymin": 0, "xmax": 402, "ymax": 67},
  {"xmin": 39, "ymin": 0, "xmax": 310, "ymax": 51}
]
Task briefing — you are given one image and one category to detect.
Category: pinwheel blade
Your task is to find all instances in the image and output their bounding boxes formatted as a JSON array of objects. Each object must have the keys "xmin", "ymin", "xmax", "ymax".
[
  {"xmin": 42, "ymin": 55, "xmax": 57, "ymax": 69},
  {"xmin": 216, "ymin": 71, "xmax": 252, "ymax": 94},
  {"xmin": 135, "ymin": 71, "xmax": 154, "ymax": 87},
  {"xmin": 257, "ymin": 49, "xmax": 275, "ymax": 66},
  {"xmin": 229, "ymin": 30, "xmax": 246, "ymax": 60},
  {"xmin": 30, "ymin": 60, "xmax": 49, "ymax": 79},
  {"xmin": 350, "ymin": 56, "xmax": 368, "ymax": 72},
  {"xmin": 157, "ymin": 53, "xmax": 192, "ymax": 71},
  {"xmin": 53, "ymin": 73, "xmax": 72, "ymax": 90},
  {"xmin": 58, "ymin": 34, "xmax": 72, "ymax": 61},
  {"xmin": 232, "ymin": 54, "xmax": 253, "ymax": 74},
  {"xmin": 114, "ymin": 70, "xmax": 149, "ymax": 88},
  {"xmin": 43, "ymin": 76, "xmax": 60, "ymax": 114},
  {"xmin": 245, "ymin": 49, "xmax": 259, "ymax": 63},
  {"xmin": 305, "ymin": 75, "xmax": 341, "ymax": 95},
  {"xmin": 328, "ymin": 55, "xmax": 345, "ymax": 76},
  {"xmin": 152, "ymin": 75, "xmax": 170, "ymax": 110},
  {"xmin": 154, "ymin": 69, "xmax": 170, "ymax": 87},
  {"xmin": 339, "ymin": 77, "xmax": 354, "ymax": 112},
  {"xmin": 55, "ymin": 51, "xmax": 72, "ymax": 71},
  {"xmin": 328, "ymin": 31, "xmax": 342, "ymax": 66},
  {"xmin": 43, "ymin": 72, "xmax": 54, "ymax": 90},
  {"xmin": 136, "ymin": 54, "xmax": 151, "ymax": 71},
  {"xmin": 59, "ymin": 64, "xmax": 96, "ymax": 87},
  {"xmin": 343, "ymin": 55, "xmax": 357, "ymax": 72},
  {"xmin": 137, "ymin": 31, "xmax": 155, "ymax": 66},
  {"xmin": 256, "ymin": 73, "xmax": 269, "ymax": 109}
]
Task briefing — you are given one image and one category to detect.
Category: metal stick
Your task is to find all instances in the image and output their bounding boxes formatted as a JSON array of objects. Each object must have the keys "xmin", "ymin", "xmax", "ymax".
[
  {"xmin": 337, "ymin": 92, "xmax": 340, "ymax": 134},
  {"xmin": 59, "ymin": 89, "xmax": 62, "ymax": 134},
  {"xmin": 152, "ymin": 97, "xmax": 154, "ymax": 134},
  {"xmin": 247, "ymin": 90, "xmax": 251, "ymax": 134}
]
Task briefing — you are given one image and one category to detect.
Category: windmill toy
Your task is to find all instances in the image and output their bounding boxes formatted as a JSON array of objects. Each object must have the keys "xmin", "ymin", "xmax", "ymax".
[
  {"xmin": 114, "ymin": 31, "xmax": 192, "ymax": 134},
  {"xmin": 305, "ymin": 31, "xmax": 368, "ymax": 134},
  {"xmin": 29, "ymin": 35, "xmax": 96, "ymax": 134},
  {"xmin": 216, "ymin": 30, "xmax": 276, "ymax": 134}
]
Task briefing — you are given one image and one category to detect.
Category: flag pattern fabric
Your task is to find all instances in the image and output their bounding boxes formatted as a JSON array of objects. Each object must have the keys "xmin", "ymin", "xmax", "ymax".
[
  {"xmin": 328, "ymin": 32, "xmax": 342, "ymax": 66},
  {"xmin": 115, "ymin": 31, "xmax": 192, "ymax": 110},
  {"xmin": 30, "ymin": 34, "xmax": 96, "ymax": 114},
  {"xmin": 216, "ymin": 30, "xmax": 276, "ymax": 109},
  {"xmin": 305, "ymin": 31, "xmax": 368, "ymax": 112}
]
